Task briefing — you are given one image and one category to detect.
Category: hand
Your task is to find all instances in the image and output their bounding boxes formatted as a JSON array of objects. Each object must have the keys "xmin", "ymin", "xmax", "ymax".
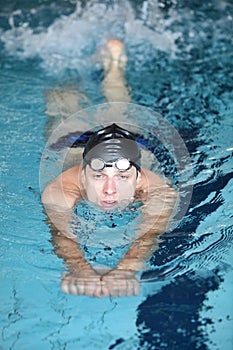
[
  {"xmin": 100, "ymin": 270, "xmax": 140, "ymax": 297},
  {"xmin": 61, "ymin": 269, "xmax": 106, "ymax": 298}
]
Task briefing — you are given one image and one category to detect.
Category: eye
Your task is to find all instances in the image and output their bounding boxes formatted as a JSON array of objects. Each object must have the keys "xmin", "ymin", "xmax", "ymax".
[
  {"xmin": 93, "ymin": 173, "xmax": 105, "ymax": 180},
  {"xmin": 118, "ymin": 174, "xmax": 130, "ymax": 180}
]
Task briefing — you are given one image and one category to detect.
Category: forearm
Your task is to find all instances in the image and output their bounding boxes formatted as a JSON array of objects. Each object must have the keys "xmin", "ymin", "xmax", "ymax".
[
  {"xmin": 44, "ymin": 206, "xmax": 95, "ymax": 273},
  {"xmin": 44, "ymin": 205, "xmax": 77, "ymax": 239},
  {"xmin": 51, "ymin": 230, "xmax": 94, "ymax": 273},
  {"xmin": 53, "ymin": 231, "xmax": 104, "ymax": 297},
  {"xmin": 116, "ymin": 186, "xmax": 179, "ymax": 272},
  {"xmin": 116, "ymin": 228, "xmax": 160, "ymax": 272}
]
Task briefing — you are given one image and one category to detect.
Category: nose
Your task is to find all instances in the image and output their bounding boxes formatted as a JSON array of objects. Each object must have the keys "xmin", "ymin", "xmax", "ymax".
[{"xmin": 103, "ymin": 177, "xmax": 117, "ymax": 195}]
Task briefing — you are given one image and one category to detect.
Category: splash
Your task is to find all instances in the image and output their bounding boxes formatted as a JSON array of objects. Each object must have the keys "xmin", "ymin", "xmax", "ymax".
[{"xmin": 0, "ymin": 0, "xmax": 181, "ymax": 74}]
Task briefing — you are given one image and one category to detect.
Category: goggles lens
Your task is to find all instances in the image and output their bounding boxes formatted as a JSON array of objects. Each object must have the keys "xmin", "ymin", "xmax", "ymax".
[{"xmin": 90, "ymin": 158, "xmax": 131, "ymax": 171}]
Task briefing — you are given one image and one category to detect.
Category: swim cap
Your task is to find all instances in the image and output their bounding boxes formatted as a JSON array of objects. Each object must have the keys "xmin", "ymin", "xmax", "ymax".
[{"xmin": 83, "ymin": 123, "xmax": 141, "ymax": 170}]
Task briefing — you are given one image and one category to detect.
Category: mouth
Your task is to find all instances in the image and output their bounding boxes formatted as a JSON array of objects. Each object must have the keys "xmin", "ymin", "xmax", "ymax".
[{"xmin": 100, "ymin": 200, "xmax": 118, "ymax": 208}]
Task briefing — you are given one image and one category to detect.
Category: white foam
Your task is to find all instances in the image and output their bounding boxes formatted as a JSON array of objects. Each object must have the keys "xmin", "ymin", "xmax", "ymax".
[{"xmin": 1, "ymin": 0, "xmax": 180, "ymax": 73}]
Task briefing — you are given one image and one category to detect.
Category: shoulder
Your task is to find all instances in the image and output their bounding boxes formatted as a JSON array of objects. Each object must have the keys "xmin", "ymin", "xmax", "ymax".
[
  {"xmin": 60, "ymin": 164, "xmax": 82, "ymax": 184},
  {"xmin": 137, "ymin": 168, "xmax": 178, "ymax": 200},
  {"xmin": 42, "ymin": 164, "xmax": 83, "ymax": 208},
  {"xmin": 139, "ymin": 168, "xmax": 168, "ymax": 188},
  {"xmin": 137, "ymin": 168, "xmax": 179, "ymax": 217}
]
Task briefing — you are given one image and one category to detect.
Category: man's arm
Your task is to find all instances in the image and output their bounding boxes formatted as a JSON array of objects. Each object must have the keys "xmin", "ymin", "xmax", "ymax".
[
  {"xmin": 48, "ymin": 222, "xmax": 103, "ymax": 297},
  {"xmin": 101, "ymin": 170, "xmax": 178, "ymax": 295},
  {"xmin": 118, "ymin": 169, "xmax": 179, "ymax": 271},
  {"xmin": 42, "ymin": 165, "xmax": 83, "ymax": 239},
  {"xmin": 42, "ymin": 165, "xmax": 105, "ymax": 297}
]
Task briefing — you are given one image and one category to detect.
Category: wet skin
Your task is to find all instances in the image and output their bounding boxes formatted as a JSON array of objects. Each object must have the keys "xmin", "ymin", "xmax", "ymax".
[{"xmin": 81, "ymin": 164, "xmax": 141, "ymax": 210}]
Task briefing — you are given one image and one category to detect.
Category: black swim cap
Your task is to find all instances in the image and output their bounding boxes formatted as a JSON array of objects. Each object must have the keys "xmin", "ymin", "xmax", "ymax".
[{"xmin": 83, "ymin": 123, "xmax": 141, "ymax": 170}]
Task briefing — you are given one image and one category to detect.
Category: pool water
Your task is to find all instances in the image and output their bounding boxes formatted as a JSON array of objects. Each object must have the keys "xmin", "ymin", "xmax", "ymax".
[{"xmin": 1, "ymin": 1, "xmax": 233, "ymax": 349}]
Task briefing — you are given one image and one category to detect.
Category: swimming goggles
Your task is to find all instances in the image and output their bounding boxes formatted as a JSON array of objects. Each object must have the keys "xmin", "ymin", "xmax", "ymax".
[{"xmin": 89, "ymin": 158, "xmax": 133, "ymax": 172}]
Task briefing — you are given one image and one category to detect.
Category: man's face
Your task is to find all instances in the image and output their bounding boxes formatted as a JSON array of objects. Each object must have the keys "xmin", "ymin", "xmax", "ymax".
[{"xmin": 81, "ymin": 164, "xmax": 141, "ymax": 210}]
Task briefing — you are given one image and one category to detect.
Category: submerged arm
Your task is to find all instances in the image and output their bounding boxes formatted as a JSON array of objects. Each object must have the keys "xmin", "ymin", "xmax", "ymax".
[
  {"xmin": 44, "ymin": 209, "xmax": 104, "ymax": 297},
  {"xmin": 42, "ymin": 165, "xmax": 104, "ymax": 297},
  {"xmin": 118, "ymin": 170, "xmax": 178, "ymax": 271},
  {"xmin": 101, "ymin": 170, "xmax": 178, "ymax": 295},
  {"xmin": 48, "ymin": 218, "xmax": 92, "ymax": 272}
]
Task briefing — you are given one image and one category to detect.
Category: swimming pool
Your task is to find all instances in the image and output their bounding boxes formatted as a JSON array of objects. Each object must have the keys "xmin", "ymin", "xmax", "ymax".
[{"xmin": 1, "ymin": 1, "xmax": 233, "ymax": 349}]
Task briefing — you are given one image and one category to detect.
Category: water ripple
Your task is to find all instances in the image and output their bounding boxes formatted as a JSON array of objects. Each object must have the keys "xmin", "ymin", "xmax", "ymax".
[{"xmin": 143, "ymin": 225, "xmax": 233, "ymax": 283}]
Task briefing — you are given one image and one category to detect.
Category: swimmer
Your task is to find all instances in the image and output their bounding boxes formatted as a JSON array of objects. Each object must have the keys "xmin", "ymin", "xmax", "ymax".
[
  {"xmin": 42, "ymin": 123, "xmax": 178, "ymax": 297},
  {"xmin": 42, "ymin": 39, "xmax": 178, "ymax": 297}
]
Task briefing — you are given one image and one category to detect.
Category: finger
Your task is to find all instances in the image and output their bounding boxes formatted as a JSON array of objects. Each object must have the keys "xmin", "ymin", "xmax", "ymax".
[
  {"xmin": 101, "ymin": 285, "xmax": 110, "ymax": 297},
  {"xmin": 118, "ymin": 280, "xmax": 128, "ymax": 297},
  {"xmin": 132, "ymin": 280, "xmax": 140, "ymax": 295},
  {"xmin": 127, "ymin": 280, "xmax": 136, "ymax": 297},
  {"xmin": 105, "ymin": 283, "xmax": 117, "ymax": 297},
  {"xmin": 76, "ymin": 280, "xmax": 85, "ymax": 295},
  {"xmin": 61, "ymin": 280, "xmax": 70, "ymax": 294},
  {"xmin": 61, "ymin": 278, "xmax": 78, "ymax": 295},
  {"xmin": 93, "ymin": 286, "xmax": 102, "ymax": 298},
  {"xmin": 69, "ymin": 281, "xmax": 80, "ymax": 295},
  {"xmin": 61, "ymin": 273, "xmax": 74, "ymax": 294},
  {"xmin": 111, "ymin": 283, "xmax": 126, "ymax": 297}
]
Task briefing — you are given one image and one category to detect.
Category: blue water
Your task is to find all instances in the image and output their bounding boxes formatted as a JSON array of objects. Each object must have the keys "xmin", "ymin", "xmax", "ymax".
[{"xmin": 1, "ymin": 1, "xmax": 233, "ymax": 349}]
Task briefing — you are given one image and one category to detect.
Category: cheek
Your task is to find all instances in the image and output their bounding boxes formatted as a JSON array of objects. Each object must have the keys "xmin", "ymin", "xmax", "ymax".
[
  {"xmin": 85, "ymin": 179, "xmax": 102, "ymax": 200},
  {"xmin": 117, "ymin": 181, "xmax": 136, "ymax": 197}
]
